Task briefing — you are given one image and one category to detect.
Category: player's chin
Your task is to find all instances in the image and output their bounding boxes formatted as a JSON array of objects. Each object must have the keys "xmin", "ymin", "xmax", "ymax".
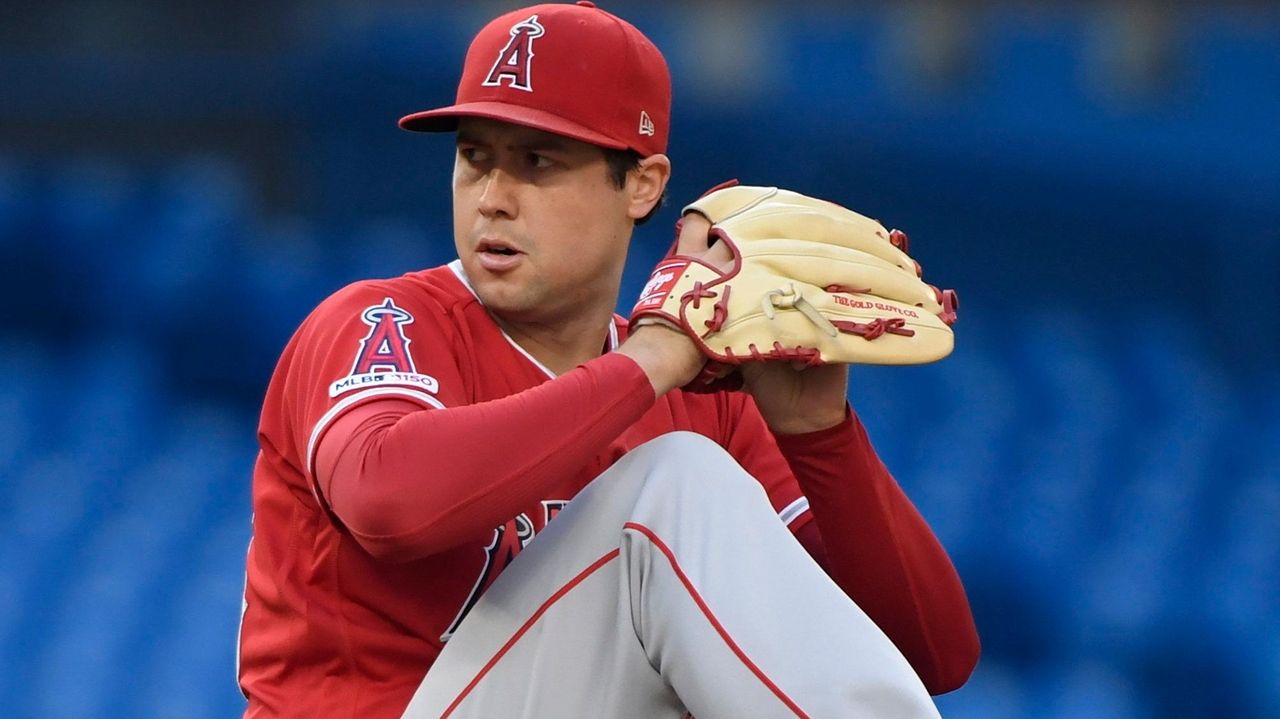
[{"xmin": 469, "ymin": 274, "xmax": 535, "ymax": 314}]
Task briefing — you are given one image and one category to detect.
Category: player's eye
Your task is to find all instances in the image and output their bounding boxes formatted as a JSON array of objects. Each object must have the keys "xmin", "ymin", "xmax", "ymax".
[
  {"xmin": 527, "ymin": 152, "xmax": 554, "ymax": 169},
  {"xmin": 458, "ymin": 146, "xmax": 488, "ymax": 164}
]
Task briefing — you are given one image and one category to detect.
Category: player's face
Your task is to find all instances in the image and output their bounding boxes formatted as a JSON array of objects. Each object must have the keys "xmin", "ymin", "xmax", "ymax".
[{"xmin": 452, "ymin": 118, "xmax": 636, "ymax": 324}]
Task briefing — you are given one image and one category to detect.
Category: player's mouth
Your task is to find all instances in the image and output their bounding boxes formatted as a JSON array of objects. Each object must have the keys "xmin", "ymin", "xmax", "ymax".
[{"xmin": 475, "ymin": 239, "xmax": 525, "ymax": 273}]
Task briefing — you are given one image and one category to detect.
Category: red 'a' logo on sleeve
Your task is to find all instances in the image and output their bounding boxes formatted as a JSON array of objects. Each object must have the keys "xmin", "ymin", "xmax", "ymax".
[
  {"xmin": 482, "ymin": 15, "xmax": 545, "ymax": 92},
  {"xmin": 351, "ymin": 298, "xmax": 417, "ymax": 374}
]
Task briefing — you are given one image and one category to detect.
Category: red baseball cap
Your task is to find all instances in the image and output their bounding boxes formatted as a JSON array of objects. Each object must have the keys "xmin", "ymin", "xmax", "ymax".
[{"xmin": 398, "ymin": 1, "xmax": 671, "ymax": 157}]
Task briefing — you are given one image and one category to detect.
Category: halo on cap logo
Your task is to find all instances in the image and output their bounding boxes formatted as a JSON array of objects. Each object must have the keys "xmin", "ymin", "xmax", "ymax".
[{"xmin": 483, "ymin": 15, "xmax": 545, "ymax": 93}]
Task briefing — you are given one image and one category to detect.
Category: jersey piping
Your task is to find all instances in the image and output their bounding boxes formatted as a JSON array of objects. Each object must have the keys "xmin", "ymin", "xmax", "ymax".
[
  {"xmin": 305, "ymin": 386, "xmax": 445, "ymax": 481},
  {"xmin": 778, "ymin": 497, "xmax": 811, "ymax": 528}
]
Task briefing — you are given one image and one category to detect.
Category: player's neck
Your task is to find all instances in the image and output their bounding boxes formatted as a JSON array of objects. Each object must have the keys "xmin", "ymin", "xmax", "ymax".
[{"xmin": 491, "ymin": 304, "xmax": 617, "ymax": 376}]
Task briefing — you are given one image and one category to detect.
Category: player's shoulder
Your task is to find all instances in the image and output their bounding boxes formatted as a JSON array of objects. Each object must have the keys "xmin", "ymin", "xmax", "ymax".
[{"xmin": 309, "ymin": 263, "xmax": 475, "ymax": 328}]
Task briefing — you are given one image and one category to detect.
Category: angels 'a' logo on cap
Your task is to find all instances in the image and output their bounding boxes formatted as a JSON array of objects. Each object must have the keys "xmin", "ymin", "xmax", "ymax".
[{"xmin": 483, "ymin": 14, "xmax": 545, "ymax": 93}]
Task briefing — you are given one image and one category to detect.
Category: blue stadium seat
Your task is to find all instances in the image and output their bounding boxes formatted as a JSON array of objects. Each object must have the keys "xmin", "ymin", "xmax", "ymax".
[
  {"xmin": 329, "ymin": 217, "xmax": 452, "ymax": 288},
  {"xmin": 130, "ymin": 157, "xmax": 253, "ymax": 327},
  {"xmin": 59, "ymin": 338, "xmax": 162, "ymax": 475},
  {"xmin": 44, "ymin": 157, "xmax": 145, "ymax": 259},
  {"xmin": 933, "ymin": 660, "xmax": 1033, "ymax": 719},
  {"xmin": 132, "ymin": 514, "xmax": 250, "ymax": 718},
  {"xmin": 28, "ymin": 509, "xmax": 171, "ymax": 716},
  {"xmin": 238, "ymin": 214, "xmax": 331, "ymax": 353},
  {"xmin": 1035, "ymin": 660, "xmax": 1151, "ymax": 719}
]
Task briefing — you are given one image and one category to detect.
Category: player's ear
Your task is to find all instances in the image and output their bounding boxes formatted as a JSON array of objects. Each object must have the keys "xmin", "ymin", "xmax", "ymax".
[{"xmin": 627, "ymin": 153, "xmax": 671, "ymax": 221}]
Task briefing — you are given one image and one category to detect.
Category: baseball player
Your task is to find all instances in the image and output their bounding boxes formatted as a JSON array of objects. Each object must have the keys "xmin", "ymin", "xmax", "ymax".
[{"xmin": 238, "ymin": 2, "xmax": 979, "ymax": 718}]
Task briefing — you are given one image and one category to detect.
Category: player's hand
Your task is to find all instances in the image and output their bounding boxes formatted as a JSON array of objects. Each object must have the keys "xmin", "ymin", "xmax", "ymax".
[
  {"xmin": 742, "ymin": 361, "xmax": 849, "ymax": 434},
  {"xmin": 620, "ymin": 213, "xmax": 735, "ymax": 395},
  {"xmin": 630, "ymin": 184, "xmax": 958, "ymax": 387},
  {"xmin": 673, "ymin": 212, "xmax": 734, "ymax": 269},
  {"xmin": 670, "ymin": 203, "xmax": 847, "ymax": 432}
]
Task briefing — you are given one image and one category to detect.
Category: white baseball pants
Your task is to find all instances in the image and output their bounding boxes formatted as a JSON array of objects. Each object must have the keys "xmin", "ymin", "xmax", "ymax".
[{"xmin": 400, "ymin": 431, "xmax": 940, "ymax": 719}]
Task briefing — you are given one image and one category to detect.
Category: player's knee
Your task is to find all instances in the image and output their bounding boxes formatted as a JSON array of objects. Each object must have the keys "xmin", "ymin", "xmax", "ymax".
[
  {"xmin": 628, "ymin": 431, "xmax": 734, "ymax": 473},
  {"xmin": 627, "ymin": 431, "xmax": 762, "ymax": 497}
]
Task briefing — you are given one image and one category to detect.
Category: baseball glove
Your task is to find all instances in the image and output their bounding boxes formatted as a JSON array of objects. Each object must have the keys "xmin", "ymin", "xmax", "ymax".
[{"xmin": 630, "ymin": 183, "xmax": 958, "ymax": 385}]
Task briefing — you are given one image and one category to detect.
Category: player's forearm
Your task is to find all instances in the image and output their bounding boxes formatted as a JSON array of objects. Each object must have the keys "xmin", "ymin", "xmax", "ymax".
[
  {"xmin": 614, "ymin": 324, "xmax": 705, "ymax": 396},
  {"xmin": 318, "ymin": 352, "xmax": 655, "ymax": 562},
  {"xmin": 775, "ymin": 412, "xmax": 980, "ymax": 694}
]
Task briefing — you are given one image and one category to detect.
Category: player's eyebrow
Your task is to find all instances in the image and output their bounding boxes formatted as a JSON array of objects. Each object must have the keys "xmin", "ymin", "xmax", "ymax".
[{"xmin": 455, "ymin": 129, "xmax": 577, "ymax": 154}]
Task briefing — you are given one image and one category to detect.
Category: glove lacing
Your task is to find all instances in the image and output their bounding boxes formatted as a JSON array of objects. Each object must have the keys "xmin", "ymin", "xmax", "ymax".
[
  {"xmin": 762, "ymin": 284, "xmax": 838, "ymax": 337},
  {"xmin": 762, "ymin": 283, "xmax": 917, "ymax": 341}
]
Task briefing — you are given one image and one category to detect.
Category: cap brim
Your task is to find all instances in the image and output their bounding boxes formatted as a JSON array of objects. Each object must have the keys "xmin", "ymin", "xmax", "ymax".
[{"xmin": 398, "ymin": 101, "xmax": 628, "ymax": 151}]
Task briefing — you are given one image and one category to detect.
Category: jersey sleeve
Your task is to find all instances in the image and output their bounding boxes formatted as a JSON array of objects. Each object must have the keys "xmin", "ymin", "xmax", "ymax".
[
  {"xmin": 718, "ymin": 392, "xmax": 812, "ymax": 531},
  {"xmin": 771, "ymin": 409, "xmax": 980, "ymax": 695},
  {"xmin": 287, "ymin": 284, "xmax": 661, "ymax": 561},
  {"xmin": 314, "ymin": 354, "xmax": 656, "ymax": 561},
  {"xmin": 280, "ymin": 281, "xmax": 467, "ymax": 495}
]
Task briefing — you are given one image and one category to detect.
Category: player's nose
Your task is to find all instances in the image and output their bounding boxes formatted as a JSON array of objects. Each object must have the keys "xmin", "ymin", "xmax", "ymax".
[{"xmin": 477, "ymin": 167, "xmax": 519, "ymax": 220}]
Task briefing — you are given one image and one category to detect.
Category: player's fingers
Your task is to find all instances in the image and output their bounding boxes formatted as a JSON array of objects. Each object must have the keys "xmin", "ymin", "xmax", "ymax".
[
  {"xmin": 677, "ymin": 213, "xmax": 734, "ymax": 272},
  {"xmin": 675, "ymin": 212, "xmax": 712, "ymax": 255},
  {"xmin": 703, "ymin": 239, "xmax": 733, "ymax": 270}
]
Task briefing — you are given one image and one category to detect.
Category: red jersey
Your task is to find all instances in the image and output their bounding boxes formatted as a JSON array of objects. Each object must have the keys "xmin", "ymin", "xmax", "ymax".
[{"xmin": 239, "ymin": 261, "xmax": 815, "ymax": 717}]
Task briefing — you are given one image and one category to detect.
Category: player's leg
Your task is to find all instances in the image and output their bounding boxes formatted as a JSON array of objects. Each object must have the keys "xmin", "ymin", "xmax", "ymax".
[
  {"xmin": 398, "ymin": 436, "xmax": 691, "ymax": 719},
  {"xmin": 617, "ymin": 432, "xmax": 939, "ymax": 719},
  {"xmin": 399, "ymin": 431, "xmax": 939, "ymax": 719}
]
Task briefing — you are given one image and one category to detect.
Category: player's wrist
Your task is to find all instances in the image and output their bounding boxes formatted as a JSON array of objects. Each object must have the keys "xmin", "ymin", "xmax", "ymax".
[
  {"xmin": 759, "ymin": 406, "xmax": 848, "ymax": 435},
  {"xmin": 617, "ymin": 324, "xmax": 705, "ymax": 396}
]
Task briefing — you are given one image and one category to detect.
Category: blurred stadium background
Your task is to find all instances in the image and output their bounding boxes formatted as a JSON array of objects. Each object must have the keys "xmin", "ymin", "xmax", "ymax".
[{"xmin": 1, "ymin": 1, "xmax": 1278, "ymax": 716}]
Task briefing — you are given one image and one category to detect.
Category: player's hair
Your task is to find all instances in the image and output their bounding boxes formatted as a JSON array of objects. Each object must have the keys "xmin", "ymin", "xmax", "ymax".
[{"xmin": 603, "ymin": 149, "xmax": 665, "ymax": 226}]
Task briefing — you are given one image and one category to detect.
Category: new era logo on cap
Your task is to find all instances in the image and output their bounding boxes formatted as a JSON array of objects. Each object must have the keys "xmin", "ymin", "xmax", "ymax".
[
  {"xmin": 639, "ymin": 110, "xmax": 655, "ymax": 137},
  {"xmin": 482, "ymin": 15, "xmax": 545, "ymax": 93},
  {"xmin": 398, "ymin": 2, "xmax": 672, "ymax": 157}
]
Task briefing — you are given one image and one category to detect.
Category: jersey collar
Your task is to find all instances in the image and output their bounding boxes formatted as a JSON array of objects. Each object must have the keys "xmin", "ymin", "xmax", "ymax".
[{"xmin": 447, "ymin": 259, "xmax": 620, "ymax": 379}]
